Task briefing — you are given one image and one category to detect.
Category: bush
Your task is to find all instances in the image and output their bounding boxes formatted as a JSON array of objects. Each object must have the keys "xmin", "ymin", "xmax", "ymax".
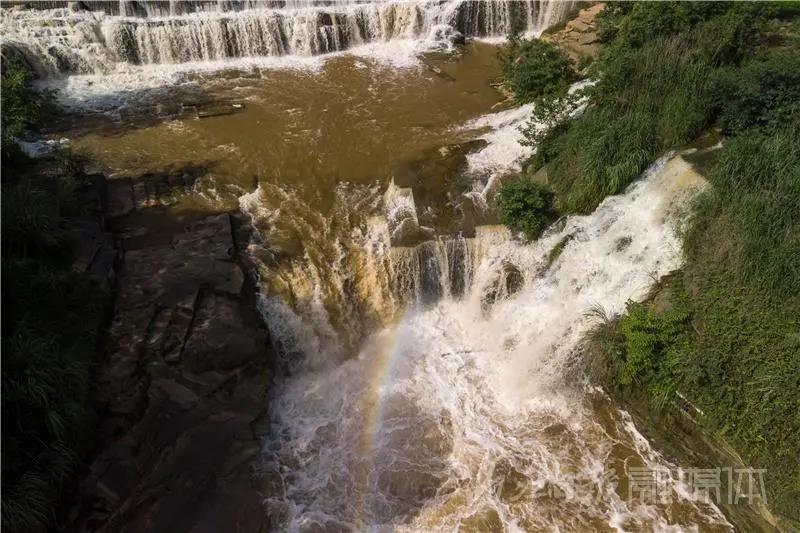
[
  {"xmin": 498, "ymin": 37, "xmax": 574, "ymax": 103},
  {"xmin": 1, "ymin": 50, "xmax": 41, "ymax": 161},
  {"xmin": 594, "ymin": 1, "xmax": 763, "ymax": 53},
  {"xmin": 712, "ymin": 53, "xmax": 800, "ymax": 135},
  {"xmin": 496, "ymin": 179, "xmax": 556, "ymax": 240},
  {"xmin": 1, "ymin": 48, "xmax": 108, "ymax": 533},
  {"xmin": 2, "ymin": 260, "xmax": 107, "ymax": 533}
]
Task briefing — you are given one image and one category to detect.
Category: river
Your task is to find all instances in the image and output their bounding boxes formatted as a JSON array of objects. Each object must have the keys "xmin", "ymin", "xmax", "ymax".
[{"xmin": 3, "ymin": 1, "xmax": 732, "ymax": 530}]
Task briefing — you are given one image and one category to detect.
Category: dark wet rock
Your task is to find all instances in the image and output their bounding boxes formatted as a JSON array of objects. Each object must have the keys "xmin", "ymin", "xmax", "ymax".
[
  {"xmin": 481, "ymin": 261, "xmax": 524, "ymax": 312},
  {"xmin": 544, "ymin": 233, "xmax": 575, "ymax": 271},
  {"xmin": 196, "ymin": 101, "xmax": 246, "ymax": 118},
  {"xmin": 450, "ymin": 31, "xmax": 466, "ymax": 46},
  {"xmin": 182, "ymin": 291, "xmax": 265, "ymax": 372},
  {"xmin": 614, "ymin": 235, "xmax": 633, "ymax": 252},
  {"xmin": 106, "ymin": 167, "xmax": 206, "ymax": 217},
  {"xmin": 74, "ymin": 210, "xmax": 272, "ymax": 532}
]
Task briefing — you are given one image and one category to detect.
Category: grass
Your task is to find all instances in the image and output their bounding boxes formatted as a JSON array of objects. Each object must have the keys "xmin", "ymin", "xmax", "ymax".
[{"xmin": 1, "ymin": 50, "xmax": 110, "ymax": 532}]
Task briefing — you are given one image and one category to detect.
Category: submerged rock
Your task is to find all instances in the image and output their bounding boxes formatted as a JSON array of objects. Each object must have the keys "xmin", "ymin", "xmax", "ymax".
[{"xmin": 481, "ymin": 261, "xmax": 524, "ymax": 312}]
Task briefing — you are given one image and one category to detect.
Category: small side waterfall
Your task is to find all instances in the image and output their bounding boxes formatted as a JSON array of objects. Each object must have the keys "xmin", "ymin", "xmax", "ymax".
[{"xmin": 1, "ymin": 0, "xmax": 575, "ymax": 77}]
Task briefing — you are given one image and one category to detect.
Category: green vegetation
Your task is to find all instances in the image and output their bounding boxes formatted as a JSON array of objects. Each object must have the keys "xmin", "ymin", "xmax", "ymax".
[
  {"xmin": 2, "ymin": 51, "xmax": 109, "ymax": 532},
  {"xmin": 496, "ymin": 179, "xmax": 556, "ymax": 240},
  {"xmin": 712, "ymin": 53, "xmax": 800, "ymax": 136},
  {"xmin": 505, "ymin": 2, "xmax": 788, "ymax": 213},
  {"xmin": 497, "ymin": 36, "xmax": 574, "ymax": 104},
  {"xmin": 1, "ymin": 51, "xmax": 41, "ymax": 160},
  {"xmin": 536, "ymin": 2, "xmax": 800, "ymax": 522}
]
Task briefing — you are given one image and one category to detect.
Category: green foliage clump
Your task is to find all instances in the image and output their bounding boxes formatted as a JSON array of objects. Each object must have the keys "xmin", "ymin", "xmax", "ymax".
[
  {"xmin": 496, "ymin": 179, "xmax": 556, "ymax": 240},
  {"xmin": 712, "ymin": 53, "xmax": 800, "ymax": 135},
  {"xmin": 1, "ymin": 50, "xmax": 41, "ymax": 160},
  {"xmin": 594, "ymin": 1, "xmax": 762, "ymax": 52},
  {"xmin": 498, "ymin": 37, "xmax": 574, "ymax": 103},
  {"xmin": 618, "ymin": 302, "xmax": 690, "ymax": 388}
]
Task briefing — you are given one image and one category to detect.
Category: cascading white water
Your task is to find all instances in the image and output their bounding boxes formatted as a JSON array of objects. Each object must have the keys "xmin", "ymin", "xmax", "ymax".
[
  {"xmin": 249, "ymin": 153, "xmax": 728, "ymax": 531},
  {"xmin": 1, "ymin": 0, "xmax": 573, "ymax": 77},
  {"xmin": 236, "ymin": 93, "xmax": 728, "ymax": 528}
]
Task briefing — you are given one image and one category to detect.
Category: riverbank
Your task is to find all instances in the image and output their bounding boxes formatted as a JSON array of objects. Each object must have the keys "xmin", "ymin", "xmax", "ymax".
[
  {"xmin": 71, "ymin": 196, "xmax": 273, "ymax": 531},
  {"xmin": 513, "ymin": 3, "xmax": 800, "ymax": 528},
  {"xmin": 2, "ymin": 50, "xmax": 275, "ymax": 529}
]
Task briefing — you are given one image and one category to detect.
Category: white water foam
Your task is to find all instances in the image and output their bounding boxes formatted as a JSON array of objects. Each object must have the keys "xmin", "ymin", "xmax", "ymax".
[
  {"xmin": 32, "ymin": 38, "xmax": 428, "ymax": 112},
  {"xmin": 255, "ymin": 151, "xmax": 729, "ymax": 531},
  {"xmin": 461, "ymin": 79, "xmax": 594, "ymax": 210}
]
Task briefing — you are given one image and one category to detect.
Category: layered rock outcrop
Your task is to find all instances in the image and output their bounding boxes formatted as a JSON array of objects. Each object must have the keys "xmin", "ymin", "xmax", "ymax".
[{"xmin": 74, "ymin": 182, "xmax": 272, "ymax": 532}]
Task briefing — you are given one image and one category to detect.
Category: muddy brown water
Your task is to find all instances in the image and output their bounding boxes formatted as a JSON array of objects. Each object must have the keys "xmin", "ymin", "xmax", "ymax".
[
  {"xmin": 57, "ymin": 43, "xmax": 739, "ymax": 531},
  {"xmin": 70, "ymin": 43, "xmax": 504, "ymax": 216}
]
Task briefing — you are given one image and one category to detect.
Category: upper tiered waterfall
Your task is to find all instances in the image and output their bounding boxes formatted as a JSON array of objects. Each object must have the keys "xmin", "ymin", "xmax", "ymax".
[{"xmin": 1, "ymin": 0, "xmax": 573, "ymax": 76}]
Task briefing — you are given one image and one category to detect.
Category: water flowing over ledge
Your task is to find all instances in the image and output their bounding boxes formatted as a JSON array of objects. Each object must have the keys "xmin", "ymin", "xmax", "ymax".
[
  {"xmin": 238, "ymin": 118, "xmax": 727, "ymax": 528},
  {"xmin": 2, "ymin": 0, "xmax": 573, "ymax": 77}
]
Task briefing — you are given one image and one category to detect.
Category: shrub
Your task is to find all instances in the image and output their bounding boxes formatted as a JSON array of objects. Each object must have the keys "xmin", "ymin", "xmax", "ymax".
[
  {"xmin": 712, "ymin": 53, "xmax": 800, "ymax": 135},
  {"xmin": 2, "ymin": 260, "xmax": 107, "ymax": 533},
  {"xmin": 496, "ymin": 179, "xmax": 556, "ymax": 240},
  {"xmin": 1, "ymin": 50, "xmax": 41, "ymax": 161},
  {"xmin": 618, "ymin": 300, "xmax": 690, "ymax": 389},
  {"xmin": 498, "ymin": 37, "xmax": 574, "ymax": 103}
]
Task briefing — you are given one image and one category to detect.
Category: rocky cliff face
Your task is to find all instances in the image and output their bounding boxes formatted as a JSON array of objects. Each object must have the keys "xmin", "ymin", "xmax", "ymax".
[
  {"xmin": 73, "ymin": 178, "xmax": 273, "ymax": 532},
  {"xmin": 541, "ymin": 2, "xmax": 603, "ymax": 68}
]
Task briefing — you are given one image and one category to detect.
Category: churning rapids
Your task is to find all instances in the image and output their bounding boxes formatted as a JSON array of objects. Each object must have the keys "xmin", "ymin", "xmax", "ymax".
[
  {"xmin": 243, "ymin": 154, "xmax": 731, "ymax": 531},
  {"xmin": 6, "ymin": 1, "xmax": 733, "ymax": 531}
]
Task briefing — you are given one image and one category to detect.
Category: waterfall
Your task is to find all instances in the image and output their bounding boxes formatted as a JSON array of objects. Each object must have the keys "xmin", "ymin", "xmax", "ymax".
[
  {"xmin": 1, "ymin": 0, "xmax": 574, "ymax": 77},
  {"xmin": 232, "ymin": 82, "xmax": 723, "ymax": 529},
  {"xmin": 247, "ymin": 153, "xmax": 727, "ymax": 530}
]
